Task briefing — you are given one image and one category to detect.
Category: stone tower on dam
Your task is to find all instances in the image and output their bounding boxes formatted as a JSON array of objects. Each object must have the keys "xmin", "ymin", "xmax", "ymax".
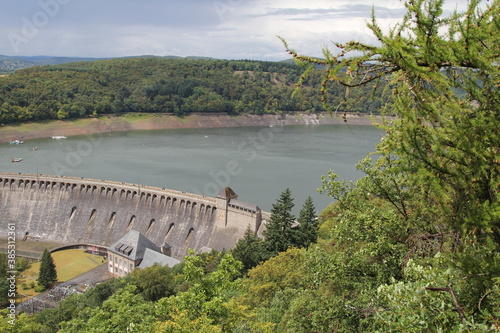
[{"xmin": 0, "ymin": 172, "xmax": 267, "ymax": 260}]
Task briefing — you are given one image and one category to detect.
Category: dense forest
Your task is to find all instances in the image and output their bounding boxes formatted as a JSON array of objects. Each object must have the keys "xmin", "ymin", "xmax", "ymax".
[
  {"xmin": 0, "ymin": 56, "xmax": 386, "ymax": 124},
  {"xmin": 1, "ymin": 0, "xmax": 499, "ymax": 331}
]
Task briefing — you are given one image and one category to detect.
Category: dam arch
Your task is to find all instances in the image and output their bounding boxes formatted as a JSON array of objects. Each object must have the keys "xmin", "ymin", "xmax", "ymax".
[{"xmin": 0, "ymin": 173, "xmax": 268, "ymax": 260}]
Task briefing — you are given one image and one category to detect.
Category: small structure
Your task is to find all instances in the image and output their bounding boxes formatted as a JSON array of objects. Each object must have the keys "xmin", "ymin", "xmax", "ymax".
[
  {"xmin": 216, "ymin": 187, "xmax": 262, "ymax": 231},
  {"xmin": 107, "ymin": 230, "xmax": 179, "ymax": 277},
  {"xmin": 215, "ymin": 187, "xmax": 240, "ymax": 228}
]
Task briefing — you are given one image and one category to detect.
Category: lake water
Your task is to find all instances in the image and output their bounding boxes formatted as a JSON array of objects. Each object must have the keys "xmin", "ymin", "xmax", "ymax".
[{"xmin": 0, "ymin": 125, "xmax": 383, "ymax": 213}]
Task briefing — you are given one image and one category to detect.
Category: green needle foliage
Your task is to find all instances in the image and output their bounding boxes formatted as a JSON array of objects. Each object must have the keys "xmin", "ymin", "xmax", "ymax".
[
  {"xmin": 37, "ymin": 249, "xmax": 57, "ymax": 289},
  {"xmin": 285, "ymin": 0, "xmax": 500, "ymax": 245},
  {"xmin": 263, "ymin": 188, "xmax": 297, "ymax": 258},
  {"xmin": 284, "ymin": 0, "xmax": 500, "ymax": 329},
  {"xmin": 295, "ymin": 196, "xmax": 319, "ymax": 248},
  {"xmin": 231, "ymin": 226, "xmax": 266, "ymax": 272},
  {"xmin": 233, "ymin": 195, "xmax": 319, "ymax": 272}
]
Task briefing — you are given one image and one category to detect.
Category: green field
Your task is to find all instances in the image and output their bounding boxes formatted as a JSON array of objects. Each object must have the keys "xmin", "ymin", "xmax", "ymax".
[{"xmin": 18, "ymin": 249, "xmax": 107, "ymax": 297}]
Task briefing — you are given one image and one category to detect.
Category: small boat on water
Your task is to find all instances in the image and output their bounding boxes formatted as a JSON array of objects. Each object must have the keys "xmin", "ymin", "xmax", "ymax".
[
  {"xmin": 11, "ymin": 158, "xmax": 22, "ymax": 162},
  {"xmin": 51, "ymin": 135, "xmax": 67, "ymax": 139},
  {"xmin": 8, "ymin": 140, "xmax": 24, "ymax": 144},
  {"xmin": 32, "ymin": 147, "xmax": 38, "ymax": 151}
]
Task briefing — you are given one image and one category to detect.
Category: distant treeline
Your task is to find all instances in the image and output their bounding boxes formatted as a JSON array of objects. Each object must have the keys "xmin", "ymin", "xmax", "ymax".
[{"xmin": 0, "ymin": 57, "xmax": 389, "ymax": 124}]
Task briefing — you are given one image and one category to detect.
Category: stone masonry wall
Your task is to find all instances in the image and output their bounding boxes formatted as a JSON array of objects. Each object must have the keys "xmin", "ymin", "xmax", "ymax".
[{"xmin": 0, "ymin": 173, "xmax": 261, "ymax": 259}]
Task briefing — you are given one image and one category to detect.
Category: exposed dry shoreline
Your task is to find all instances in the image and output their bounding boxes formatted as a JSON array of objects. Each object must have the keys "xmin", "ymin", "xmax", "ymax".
[{"xmin": 0, "ymin": 112, "xmax": 382, "ymax": 142}]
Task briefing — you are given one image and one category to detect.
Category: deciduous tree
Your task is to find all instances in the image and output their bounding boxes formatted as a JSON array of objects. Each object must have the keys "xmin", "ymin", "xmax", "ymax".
[
  {"xmin": 129, "ymin": 263, "xmax": 177, "ymax": 302},
  {"xmin": 285, "ymin": 0, "xmax": 500, "ymax": 247},
  {"xmin": 284, "ymin": 0, "xmax": 500, "ymax": 328}
]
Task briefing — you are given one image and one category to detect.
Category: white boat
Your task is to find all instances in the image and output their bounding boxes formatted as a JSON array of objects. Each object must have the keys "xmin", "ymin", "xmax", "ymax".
[
  {"xmin": 11, "ymin": 158, "xmax": 22, "ymax": 162},
  {"xmin": 8, "ymin": 140, "xmax": 24, "ymax": 144},
  {"xmin": 51, "ymin": 136, "xmax": 67, "ymax": 139}
]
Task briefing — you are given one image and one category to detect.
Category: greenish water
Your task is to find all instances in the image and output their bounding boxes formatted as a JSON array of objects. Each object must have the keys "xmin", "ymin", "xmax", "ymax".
[{"xmin": 0, "ymin": 125, "xmax": 383, "ymax": 213}]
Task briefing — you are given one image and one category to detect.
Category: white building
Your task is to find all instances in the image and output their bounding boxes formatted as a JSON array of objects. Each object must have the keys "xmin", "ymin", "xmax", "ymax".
[{"xmin": 107, "ymin": 230, "xmax": 179, "ymax": 277}]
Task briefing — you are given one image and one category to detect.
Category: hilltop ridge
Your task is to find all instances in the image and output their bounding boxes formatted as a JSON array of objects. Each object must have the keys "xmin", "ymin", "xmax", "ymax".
[
  {"xmin": 0, "ymin": 57, "xmax": 388, "ymax": 125},
  {"xmin": 0, "ymin": 54, "xmax": 275, "ymax": 74}
]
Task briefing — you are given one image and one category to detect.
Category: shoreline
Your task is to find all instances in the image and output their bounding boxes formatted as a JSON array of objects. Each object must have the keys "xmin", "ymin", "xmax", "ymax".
[{"xmin": 0, "ymin": 112, "xmax": 382, "ymax": 142}]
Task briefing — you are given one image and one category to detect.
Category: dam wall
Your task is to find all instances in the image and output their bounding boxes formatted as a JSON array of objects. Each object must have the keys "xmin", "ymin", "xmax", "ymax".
[{"xmin": 0, "ymin": 173, "xmax": 265, "ymax": 259}]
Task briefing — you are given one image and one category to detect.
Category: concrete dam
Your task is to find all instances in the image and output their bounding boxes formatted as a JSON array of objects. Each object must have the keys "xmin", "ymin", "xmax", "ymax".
[{"xmin": 0, "ymin": 172, "xmax": 268, "ymax": 260}]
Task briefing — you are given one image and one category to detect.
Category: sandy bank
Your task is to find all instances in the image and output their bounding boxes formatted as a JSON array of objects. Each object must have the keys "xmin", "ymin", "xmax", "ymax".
[{"xmin": 0, "ymin": 112, "xmax": 382, "ymax": 142}]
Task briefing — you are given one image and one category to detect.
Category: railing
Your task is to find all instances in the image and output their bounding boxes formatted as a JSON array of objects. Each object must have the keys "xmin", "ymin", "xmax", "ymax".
[{"xmin": 0, "ymin": 172, "xmax": 217, "ymax": 206}]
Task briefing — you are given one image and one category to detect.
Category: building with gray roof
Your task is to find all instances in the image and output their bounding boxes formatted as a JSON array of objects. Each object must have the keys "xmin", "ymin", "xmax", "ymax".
[
  {"xmin": 137, "ymin": 248, "xmax": 180, "ymax": 270},
  {"xmin": 107, "ymin": 229, "xmax": 179, "ymax": 277}
]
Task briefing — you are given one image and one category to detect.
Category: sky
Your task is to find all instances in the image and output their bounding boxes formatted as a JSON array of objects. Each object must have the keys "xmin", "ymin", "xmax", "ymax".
[{"xmin": 0, "ymin": 0, "xmax": 471, "ymax": 61}]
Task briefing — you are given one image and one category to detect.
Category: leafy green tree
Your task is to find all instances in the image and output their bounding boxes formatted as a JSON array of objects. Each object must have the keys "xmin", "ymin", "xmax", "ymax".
[
  {"xmin": 286, "ymin": 0, "xmax": 500, "ymax": 247},
  {"xmin": 0, "ymin": 309, "xmax": 48, "ymax": 333},
  {"xmin": 263, "ymin": 188, "xmax": 297, "ymax": 258},
  {"xmin": 277, "ymin": 193, "xmax": 407, "ymax": 331},
  {"xmin": 373, "ymin": 256, "xmax": 498, "ymax": 332},
  {"xmin": 129, "ymin": 263, "xmax": 176, "ymax": 302},
  {"xmin": 242, "ymin": 248, "xmax": 308, "ymax": 309},
  {"xmin": 231, "ymin": 226, "xmax": 266, "ymax": 272},
  {"xmin": 33, "ymin": 277, "xmax": 128, "ymax": 331},
  {"xmin": 37, "ymin": 249, "xmax": 57, "ymax": 288},
  {"xmin": 153, "ymin": 308, "xmax": 223, "ymax": 333},
  {"xmin": 284, "ymin": 0, "xmax": 500, "ymax": 328},
  {"xmin": 58, "ymin": 285, "xmax": 157, "ymax": 333},
  {"xmin": 295, "ymin": 196, "xmax": 318, "ymax": 248},
  {"xmin": 157, "ymin": 251, "xmax": 246, "ymax": 331},
  {"xmin": 0, "ymin": 254, "xmax": 10, "ymax": 307},
  {"xmin": 15, "ymin": 257, "xmax": 30, "ymax": 273}
]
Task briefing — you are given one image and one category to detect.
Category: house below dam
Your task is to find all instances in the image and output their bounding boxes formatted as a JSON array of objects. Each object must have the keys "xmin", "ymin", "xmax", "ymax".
[{"xmin": 0, "ymin": 172, "xmax": 269, "ymax": 260}]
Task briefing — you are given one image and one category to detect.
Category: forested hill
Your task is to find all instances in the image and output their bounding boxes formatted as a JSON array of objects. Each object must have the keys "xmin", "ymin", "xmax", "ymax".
[
  {"xmin": 0, "ymin": 55, "xmax": 107, "ymax": 74},
  {"xmin": 0, "ymin": 57, "xmax": 386, "ymax": 124}
]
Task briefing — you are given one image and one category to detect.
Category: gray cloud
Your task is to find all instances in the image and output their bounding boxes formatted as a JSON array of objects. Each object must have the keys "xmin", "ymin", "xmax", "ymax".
[
  {"xmin": 264, "ymin": 4, "xmax": 406, "ymax": 19},
  {"xmin": 0, "ymin": 0, "xmax": 473, "ymax": 60}
]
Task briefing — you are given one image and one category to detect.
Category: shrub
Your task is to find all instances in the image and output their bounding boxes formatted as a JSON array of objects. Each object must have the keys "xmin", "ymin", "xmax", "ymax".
[{"xmin": 34, "ymin": 285, "xmax": 46, "ymax": 293}]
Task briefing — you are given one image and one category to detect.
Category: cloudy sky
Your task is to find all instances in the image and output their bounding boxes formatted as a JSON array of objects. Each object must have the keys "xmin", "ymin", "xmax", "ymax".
[{"xmin": 1, "ymin": 0, "xmax": 470, "ymax": 61}]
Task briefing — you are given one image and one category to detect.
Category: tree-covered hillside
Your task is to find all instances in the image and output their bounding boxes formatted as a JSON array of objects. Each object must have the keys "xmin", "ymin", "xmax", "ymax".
[
  {"xmin": 0, "ymin": 57, "xmax": 386, "ymax": 124},
  {"xmin": 2, "ymin": 0, "xmax": 498, "ymax": 331}
]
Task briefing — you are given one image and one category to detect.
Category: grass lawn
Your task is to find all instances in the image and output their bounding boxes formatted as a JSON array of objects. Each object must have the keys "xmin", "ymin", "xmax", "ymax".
[{"xmin": 18, "ymin": 249, "xmax": 107, "ymax": 298}]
